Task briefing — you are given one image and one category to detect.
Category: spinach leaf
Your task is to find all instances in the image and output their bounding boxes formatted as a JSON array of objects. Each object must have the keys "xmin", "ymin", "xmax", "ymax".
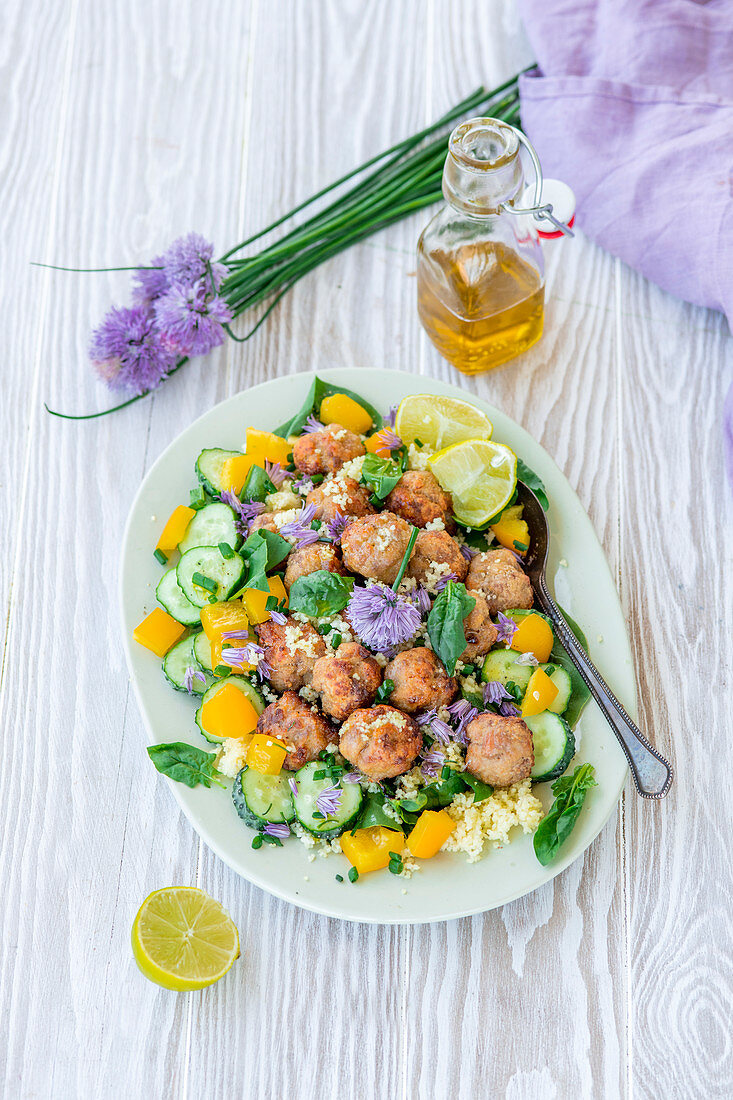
[
  {"xmin": 288, "ymin": 570, "xmax": 354, "ymax": 618},
  {"xmin": 461, "ymin": 773, "xmax": 494, "ymax": 802},
  {"xmin": 376, "ymin": 678, "xmax": 395, "ymax": 703},
  {"xmin": 533, "ymin": 763, "xmax": 596, "ymax": 865},
  {"xmin": 274, "ymin": 375, "xmax": 383, "ymax": 438},
  {"xmin": 360, "ymin": 452, "xmax": 404, "ymax": 501},
  {"xmin": 148, "ymin": 742, "xmax": 226, "ymax": 789},
  {"xmin": 461, "ymin": 527, "xmax": 493, "ymax": 550},
  {"xmin": 241, "ymin": 464, "xmax": 276, "ymax": 502},
  {"xmin": 516, "ymin": 458, "xmax": 549, "ymax": 511},
  {"xmin": 426, "ymin": 581, "xmax": 476, "ymax": 675},
  {"xmin": 235, "ymin": 529, "xmax": 291, "ymax": 593},
  {"xmin": 353, "ymin": 791, "xmax": 402, "ymax": 832}
]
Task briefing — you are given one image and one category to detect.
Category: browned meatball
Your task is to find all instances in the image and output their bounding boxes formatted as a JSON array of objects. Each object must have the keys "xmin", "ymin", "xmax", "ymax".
[
  {"xmin": 341, "ymin": 512, "xmax": 414, "ymax": 584},
  {"xmin": 466, "ymin": 548, "xmax": 533, "ymax": 615},
  {"xmin": 306, "ymin": 476, "xmax": 374, "ymax": 524},
  {"xmin": 250, "ymin": 512, "xmax": 279, "ymax": 534},
  {"xmin": 311, "ymin": 642, "xmax": 382, "ymax": 722},
  {"xmin": 386, "ymin": 470, "xmax": 455, "ymax": 531},
  {"xmin": 384, "ymin": 647, "xmax": 457, "ymax": 713},
  {"xmin": 283, "ymin": 543, "xmax": 346, "ymax": 591},
  {"xmin": 465, "ymin": 713, "xmax": 534, "ymax": 787},
  {"xmin": 292, "ymin": 423, "xmax": 365, "ymax": 476},
  {"xmin": 256, "ymin": 691, "xmax": 338, "ymax": 771},
  {"xmin": 461, "ymin": 590, "xmax": 499, "ymax": 662},
  {"xmin": 256, "ymin": 617, "xmax": 327, "ymax": 692},
  {"xmin": 407, "ymin": 529, "xmax": 468, "ymax": 587},
  {"xmin": 339, "ymin": 705, "xmax": 422, "ymax": 780}
]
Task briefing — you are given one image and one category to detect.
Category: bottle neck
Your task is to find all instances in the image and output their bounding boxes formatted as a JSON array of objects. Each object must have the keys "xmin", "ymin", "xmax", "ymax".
[{"xmin": 442, "ymin": 118, "xmax": 525, "ymax": 217}]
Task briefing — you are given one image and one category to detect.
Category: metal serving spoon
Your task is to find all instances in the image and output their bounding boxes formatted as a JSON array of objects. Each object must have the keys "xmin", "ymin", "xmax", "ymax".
[{"xmin": 515, "ymin": 482, "xmax": 673, "ymax": 799}]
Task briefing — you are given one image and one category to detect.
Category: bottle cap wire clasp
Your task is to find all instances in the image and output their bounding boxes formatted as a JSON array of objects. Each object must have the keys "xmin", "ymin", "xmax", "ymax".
[{"xmin": 499, "ymin": 125, "xmax": 575, "ymax": 239}]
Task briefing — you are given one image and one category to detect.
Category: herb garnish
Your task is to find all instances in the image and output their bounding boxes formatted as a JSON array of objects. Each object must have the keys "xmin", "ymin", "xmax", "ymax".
[
  {"xmin": 288, "ymin": 570, "xmax": 354, "ymax": 618},
  {"xmin": 533, "ymin": 764, "xmax": 597, "ymax": 866},
  {"xmin": 360, "ymin": 452, "xmax": 405, "ymax": 501},
  {"xmin": 153, "ymin": 548, "xmax": 168, "ymax": 565},
  {"xmin": 426, "ymin": 581, "xmax": 476, "ymax": 674},
  {"xmin": 147, "ymin": 742, "xmax": 226, "ymax": 789},
  {"xmin": 192, "ymin": 571, "xmax": 218, "ymax": 593},
  {"xmin": 376, "ymin": 678, "xmax": 395, "ymax": 702}
]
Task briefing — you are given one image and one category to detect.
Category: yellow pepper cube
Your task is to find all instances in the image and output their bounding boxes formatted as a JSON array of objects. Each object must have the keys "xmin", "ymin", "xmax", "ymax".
[
  {"xmin": 221, "ymin": 454, "xmax": 259, "ymax": 494},
  {"xmin": 200, "ymin": 682, "xmax": 260, "ymax": 741},
  {"xmin": 340, "ymin": 827, "xmax": 405, "ymax": 875},
  {"xmin": 365, "ymin": 429, "xmax": 394, "ymax": 457},
  {"xmin": 246, "ymin": 733, "xmax": 287, "ymax": 775},
  {"xmin": 240, "ymin": 574, "xmax": 289, "ymax": 625},
  {"xmin": 490, "ymin": 504, "xmax": 530, "ymax": 556},
  {"xmin": 319, "ymin": 393, "xmax": 373, "ymax": 435},
  {"xmin": 521, "ymin": 667, "xmax": 559, "ymax": 717},
  {"xmin": 200, "ymin": 601, "xmax": 253, "ymax": 671},
  {"xmin": 245, "ymin": 429, "xmax": 291, "ymax": 466},
  {"xmin": 407, "ymin": 810, "xmax": 456, "ymax": 859},
  {"xmin": 133, "ymin": 608, "xmax": 186, "ymax": 657},
  {"xmin": 510, "ymin": 613, "xmax": 554, "ymax": 663},
  {"xmin": 156, "ymin": 505, "xmax": 196, "ymax": 553}
]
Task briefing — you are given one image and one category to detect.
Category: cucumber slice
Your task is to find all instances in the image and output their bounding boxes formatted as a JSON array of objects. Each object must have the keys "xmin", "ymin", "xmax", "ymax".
[
  {"xmin": 232, "ymin": 768, "xmax": 295, "ymax": 828},
  {"xmin": 292, "ymin": 761, "xmax": 363, "ymax": 839},
  {"xmin": 525, "ymin": 712, "xmax": 576, "ymax": 782},
  {"xmin": 178, "ymin": 502, "xmax": 240, "ymax": 555},
  {"xmin": 195, "ymin": 448, "xmax": 242, "ymax": 497},
  {"xmin": 177, "ymin": 545, "xmax": 245, "ymax": 608},
  {"xmin": 162, "ymin": 636, "xmax": 214, "ymax": 694},
  {"xmin": 193, "ymin": 631, "xmax": 214, "ymax": 673},
  {"xmin": 539, "ymin": 663, "xmax": 573, "ymax": 714},
  {"xmin": 195, "ymin": 676, "xmax": 266, "ymax": 743},
  {"xmin": 481, "ymin": 648, "xmax": 534, "ymax": 693},
  {"xmin": 156, "ymin": 567, "xmax": 202, "ymax": 627}
]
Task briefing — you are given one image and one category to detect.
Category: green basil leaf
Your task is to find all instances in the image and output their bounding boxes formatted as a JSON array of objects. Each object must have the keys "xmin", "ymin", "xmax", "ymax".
[
  {"xmin": 353, "ymin": 791, "xmax": 402, "ymax": 832},
  {"xmin": 461, "ymin": 773, "xmax": 494, "ymax": 802},
  {"xmin": 232, "ymin": 529, "xmax": 291, "ymax": 594},
  {"xmin": 147, "ymin": 742, "xmax": 226, "ymax": 789},
  {"xmin": 516, "ymin": 459, "xmax": 549, "ymax": 511},
  {"xmin": 273, "ymin": 375, "xmax": 383, "ymax": 438},
  {"xmin": 360, "ymin": 452, "xmax": 404, "ymax": 501},
  {"xmin": 426, "ymin": 581, "xmax": 476, "ymax": 675},
  {"xmin": 288, "ymin": 570, "xmax": 354, "ymax": 618},
  {"xmin": 241, "ymin": 464, "xmax": 276, "ymax": 502},
  {"xmin": 533, "ymin": 763, "xmax": 596, "ymax": 865}
]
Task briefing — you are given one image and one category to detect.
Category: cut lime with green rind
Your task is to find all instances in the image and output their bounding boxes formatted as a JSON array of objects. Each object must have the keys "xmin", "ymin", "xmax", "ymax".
[
  {"xmin": 394, "ymin": 394, "xmax": 493, "ymax": 452},
  {"xmin": 429, "ymin": 439, "xmax": 517, "ymax": 528},
  {"xmin": 132, "ymin": 886, "xmax": 240, "ymax": 991}
]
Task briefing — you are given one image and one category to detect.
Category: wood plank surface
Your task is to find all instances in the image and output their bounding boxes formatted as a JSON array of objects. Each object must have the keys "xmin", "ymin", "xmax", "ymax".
[{"xmin": 0, "ymin": 0, "xmax": 730, "ymax": 1098}]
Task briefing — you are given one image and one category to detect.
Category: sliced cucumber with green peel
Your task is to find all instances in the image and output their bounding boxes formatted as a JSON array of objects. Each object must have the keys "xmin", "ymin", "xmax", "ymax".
[
  {"xmin": 178, "ymin": 502, "xmax": 240, "ymax": 555},
  {"xmin": 292, "ymin": 761, "xmax": 363, "ymax": 838},
  {"xmin": 195, "ymin": 448, "xmax": 243, "ymax": 497},
  {"xmin": 177, "ymin": 545, "xmax": 245, "ymax": 608},
  {"xmin": 162, "ymin": 636, "xmax": 214, "ymax": 694},
  {"xmin": 156, "ymin": 567, "xmax": 202, "ymax": 627},
  {"xmin": 481, "ymin": 648, "xmax": 534, "ymax": 694},
  {"xmin": 232, "ymin": 768, "xmax": 295, "ymax": 828},
  {"xmin": 539, "ymin": 663, "xmax": 573, "ymax": 714},
  {"xmin": 526, "ymin": 712, "xmax": 576, "ymax": 782},
  {"xmin": 195, "ymin": 676, "xmax": 266, "ymax": 743},
  {"xmin": 193, "ymin": 631, "xmax": 216, "ymax": 674}
]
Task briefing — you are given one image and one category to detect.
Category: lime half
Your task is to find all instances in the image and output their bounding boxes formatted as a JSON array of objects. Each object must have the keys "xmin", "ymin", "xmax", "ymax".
[
  {"xmin": 429, "ymin": 439, "xmax": 517, "ymax": 527},
  {"xmin": 395, "ymin": 394, "xmax": 493, "ymax": 452},
  {"xmin": 132, "ymin": 887, "xmax": 240, "ymax": 991}
]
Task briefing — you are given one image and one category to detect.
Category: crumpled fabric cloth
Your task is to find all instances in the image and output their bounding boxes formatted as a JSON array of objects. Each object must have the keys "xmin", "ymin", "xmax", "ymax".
[{"xmin": 517, "ymin": 0, "xmax": 733, "ymax": 485}]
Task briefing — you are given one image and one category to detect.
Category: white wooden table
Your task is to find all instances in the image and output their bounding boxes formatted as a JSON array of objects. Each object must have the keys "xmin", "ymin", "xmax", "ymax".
[{"xmin": 2, "ymin": 2, "xmax": 731, "ymax": 1097}]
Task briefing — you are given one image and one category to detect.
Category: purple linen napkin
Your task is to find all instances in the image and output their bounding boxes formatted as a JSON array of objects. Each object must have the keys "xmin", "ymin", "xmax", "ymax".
[{"xmin": 517, "ymin": 0, "xmax": 733, "ymax": 484}]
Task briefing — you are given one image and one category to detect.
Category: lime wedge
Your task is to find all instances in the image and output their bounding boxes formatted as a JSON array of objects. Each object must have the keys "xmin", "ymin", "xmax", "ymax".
[
  {"xmin": 429, "ymin": 439, "xmax": 517, "ymax": 527},
  {"xmin": 395, "ymin": 394, "xmax": 493, "ymax": 451},
  {"xmin": 132, "ymin": 887, "xmax": 240, "ymax": 991}
]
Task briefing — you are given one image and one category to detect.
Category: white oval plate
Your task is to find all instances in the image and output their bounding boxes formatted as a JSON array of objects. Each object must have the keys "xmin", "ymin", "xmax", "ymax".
[{"xmin": 120, "ymin": 368, "xmax": 631, "ymax": 924}]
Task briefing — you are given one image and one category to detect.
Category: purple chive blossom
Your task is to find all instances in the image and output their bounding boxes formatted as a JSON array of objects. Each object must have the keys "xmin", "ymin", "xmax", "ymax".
[
  {"xmin": 132, "ymin": 256, "xmax": 168, "ymax": 306},
  {"xmin": 495, "ymin": 612, "xmax": 518, "ymax": 645},
  {"xmin": 347, "ymin": 584, "xmax": 421, "ymax": 651},
  {"xmin": 379, "ymin": 428, "xmax": 403, "ymax": 451},
  {"xmin": 315, "ymin": 783, "xmax": 343, "ymax": 817},
  {"xmin": 270, "ymin": 609, "xmax": 288, "ymax": 626},
  {"xmin": 413, "ymin": 586, "xmax": 432, "ymax": 615},
  {"xmin": 222, "ymin": 643, "xmax": 272, "ymax": 680},
  {"xmin": 183, "ymin": 666, "xmax": 206, "ymax": 695},
  {"xmin": 265, "ymin": 461, "xmax": 288, "ymax": 488},
  {"xmin": 385, "ymin": 404, "xmax": 398, "ymax": 428},
  {"xmin": 499, "ymin": 700, "xmax": 520, "ymax": 717},
  {"xmin": 434, "ymin": 572, "xmax": 459, "ymax": 593},
  {"xmin": 288, "ymin": 777, "xmax": 299, "ymax": 797},
  {"xmin": 514, "ymin": 651, "xmax": 539, "ymax": 667},
  {"xmin": 221, "ymin": 629, "xmax": 250, "ymax": 641},
  {"xmin": 460, "ymin": 543, "xmax": 478, "ymax": 562},
  {"xmin": 279, "ymin": 502, "xmax": 320, "ymax": 548},
  {"xmin": 89, "ymin": 305, "xmax": 177, "ymax": 396},
  {"xmin": 483, "ymin": 680, "xmax": 512, "ymax": 706},
  {"xmin": 154, "ymin": 279, "xmax": 232, "ymax": 357},
  {"xmin": 302, "ymin": 414, "xmax": 324, "ymax": 434},
  {"xmin": 134, "ymin": 232, "xmax": 225, "ymax": 305},
  {"xmin": 428, "ymin": 719, "xmax": 453, "ymax": 745},
  {"xmin": 450, "ymin": 701, "xmax": 479, "ymax": 743},
  {"xmin": 219, "ymin": 491, "xmax": 265, "ymax": 536},
  {"xmin": 293, "ymin": 475, "xmax": 314, "ymax": 494},
  {"xmin": 420, "ymin": 748, "xmax": 445, "ymax": 778},
  {"xmin": 263, "ymin": 822, "xmax": 290, "ymax": 839},
  {"xmin": 342, "ymin": 772, "xmax": 361, "ymax": 784},
  {"xmin": 416, "ymin": 708, "xmax": 438, "ymax": 727},
  {"xmin": 326, "ymin": 510, "xmax": 349, "ymax": 544}
]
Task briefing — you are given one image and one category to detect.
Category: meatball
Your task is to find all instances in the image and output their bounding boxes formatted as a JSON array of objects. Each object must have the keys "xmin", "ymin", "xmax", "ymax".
[
  {"xmin": 306, "ymin": 476, "xmax": 374, "ymax": 523},
  {"xmin": 292, "ymin": 423, "xmax": 365, "ymax": 476},
  {"xmin": 312, "ymin": 642, "xmax": 382, "ymax": 722},
  {"xmin": 256, "ymin": 691, "xmax": 337, "ymax": 771},
  {"xmin": 339, "ymin": 705, "xmax": 422, "ymax": 780},
  {"xmin": 284, "ymin": 543, "xmax": 346, "ymax": 591},
  {"xmin": 341, "ymin": 512, "xmax": 415, "ymax": 584},
  {"xmin": 407, "ymin": 529, "xmax": 468, "ymax": 588},
  {"xmin": 256, "ymin": 617, "xmax": 326, "ymax": 692},
  {"xmin": 250, "ymin": 512, "xmax": 279, "ymax": 534},
  {"xmin": 465, "ymin": 713, "xmax": 534, "ymax": 788},
  {"xmin": 466, "ymin": 548, "xmax": 533, "ymax": 615},
  {"xmin": 384, "ymin": 647, "xmax": 457, "ymax": 713},
  {"xmin": 461, "ymin": 590, "xmax": 499, "ymax": 662},
  {"xmin": 386, "ymin": 470, "xmax": 455, "ymax": 531}
]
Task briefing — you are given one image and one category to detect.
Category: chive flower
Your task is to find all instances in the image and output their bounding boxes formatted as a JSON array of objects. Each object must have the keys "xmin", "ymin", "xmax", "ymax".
[
  {"xmin": 460, "ymin": 544, "xmax": 477, "ymax": 562},
  {"xmin": 483, "ymin": 680, "xmax": 512, "ymax": 707},
  {"xmin": 288, "ymin": 778, "xmax": 299, "ymax": 797},
  {"xmin": 434, "ymin": 572, "xmax": 459, "ymax": 593},
  {"xmin": 263, "ymin": 822, "xmax": 290, "ymax": 839},
  {"xmin": 347, "ymin": 583, "xmax": 421, "ymax": 651},
  {"xmin": 413, "ymin": 586, "xmax": 431, "ymax": 615},
  {"xmin": 279, "ymin": 502, "xmax": 320, "ymax": 547},
  {"xmin": 379, "ymin": 428, "xmax": 403, "ymax": 451},
  {"xmin": 221, "ymin": 642, "xmax": 272, "ymax": 680},
  {"xmin": 495, "ymin": 612, "xmax": 518, "ymax": 645},
  {"xmin": 385, "ymin": 405, "xmax": 398, "ymax": 428},
  {"xmin": 342, "ymin": 771, "xmax": 361, "ymax": 784},
  {"xmin": 427, "ymin": 718, "xmax": 453, "ymax": 744},
  {"xmin": 269, "ymin": 609, "xmax": 287, "ymax": 625},
  {"xmin": 89, "ymin": 306, "xmax": 177, "ymax": 395},
  {"xmin": 302, "ymin": 414, "xmax": 324, "ymax": 434},
  {"xmin": 293, "ymin": 475, "xmax": 314, "ymax": 495},
  {"xmin": 446, "ymin": 698, "xmax": 478, "ymax": 742},
  {"xmin": 133, "ymin": 232, "xmax": 226, "ymax": 305},
  {"xmin": 499, "ymin": 700, "xmax": 520, "ymax": 717},
  {"xmin": 183, "ymin": 666, "xmax": 206, "ymax": 695},
  {"xmin": 326, "ymin": 510, "xmax": 349, "ymax": 544},
  {"xmin": 420, "ymin": 747, "xmax": 445, "ymax": 778},
  {"xmin": 154, "ymin": 280, "xmax": 232, "ymax": 357},
  {"xmin": 265, "ymin": 461, "xmax": 288, "ymax": 487},
  {"xmin": 416, "ymin": 708, "xmax": 437, "ymax": 726},
  {"xmin": 315, "ymin": 783, "xmax": 343, "ymax": 817},
  {"xmin": 219, "ymin": 491, "xmax": 265, "ymax": 536}
]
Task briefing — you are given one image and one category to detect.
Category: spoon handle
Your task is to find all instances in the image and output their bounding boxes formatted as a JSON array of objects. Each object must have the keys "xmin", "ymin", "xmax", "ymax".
[{"xmin": 535, "ymin": 579, "xmax": 673, "ymax": 799}]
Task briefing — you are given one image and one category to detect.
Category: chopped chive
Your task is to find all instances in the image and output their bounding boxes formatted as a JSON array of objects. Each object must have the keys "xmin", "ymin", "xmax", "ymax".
[
  {"xmin": 335, "ymin": 874, "xmax": 344, "ymax": 883},
  {"xmin": 513, "ymin": 540, "xmax": 528, "ymax": 552},
  {"xmin": 388, "ymin": 851, "xmax": 402, "ymax": 861},
  {"xmin": 414, "ymin": 438, "xmax": 424, "ymax": 448},
  {"xmin": 214, "ymin": 664, "xmax": 230, "ymax": 676},
  {"xmin": 153, "ymin": 548, "xmax": 168, "ymax": 565},
  {"xmin": 190, "ymin": 486, "xmax": 207, "ymax": 510},
  {"xmin": 316, "ymin": 622, "xmax": 332, "ymax": 635},
  {"xmin": 251, "ymin": 835, "xmax": 263, "ymax": 849},
  {"xmin": 219, "ymin": 542, "xmax": 235, "ymax": 559},
  {"xmin": 368, "ymin": 493, "xmax": 381, "ymax": 507},
  {"xmin": 388, "ymin": 861, "xmax": 402, "ymax": 875},
  {"xmin": 311, "ymin": 519, "xmax": 322, "ymax": 530},
  {"xmin": 192, "ymin": 571, "xmax": 218, "ymax": 593},
  {"xmin": 441, "ymin": 765, "xmax": 451, "ymax": 780},
  {"xmin": 313, "ymin": 770, "xmax": 326, "ymax": 780},
  {"xmin": 348, "ymin": 867, "xmax": 359, "ymax": 883},
  {"xmin": 312, "ymin": 810, "xmax": 325, "ymax": 820},
  {"xmin": 330, "ymin": 632, "xmax": 342, "ymax": 649},
  {"xmin": 310, "ymin": 474, "xmax": 325, "ymax": 485},
  {"xmin": 208, "ymin": 594, "xmax": 219, "ymax": 604}
]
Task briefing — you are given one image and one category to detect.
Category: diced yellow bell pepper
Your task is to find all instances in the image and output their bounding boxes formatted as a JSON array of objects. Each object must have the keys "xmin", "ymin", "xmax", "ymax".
[
  {"xmin": 133, "ymin": 608, "xmax": 186, "ymax": 657},
  {"xmin": 521, "ymin": 667, "xmax": 559, "ymax": 717},
  {"xmin": 365, "ymin": 429, "xmax": 395, "ymax": 457},
  {"xmin": 246, "ymin": 733, "xmax": 287, "ymax": 775},
  {"xmin": 245, "ymin": 429, "xmax": 292, "ymax": 466},
  {"xmin": 156, "ymin": 505, "xmax": 196, "ymax": 553},
  {"xmin": 200, "ymin": 682, "xmax": 260, "ymax": 741},
  {"xmin": 319, "ymin": 393, "xmax": 373, "ymax": 435},
  {"xmin": 407, "ymin": 810, "xmax": 456, "ymax": 859},
  {"xmin": 510, "ymin": 613, "xmax": 554, "ymax": 664},
  {"xmin": 490, "ymin": 504, "xmax": 530, "ymax": 556},
  {"xmin": 221, "ymin": 454, "xmax": 259, "ymax": 494},
  {"xmin": 340, "ymin": 827, "xmax": 405, "ymax": 874},
  {"xmin": 200, "ymin": 601, "xmax": 254, "ymax": 671},
  {"xmin": 240, "ymin": 574, "xmax": 289, "ymax": 625}
]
